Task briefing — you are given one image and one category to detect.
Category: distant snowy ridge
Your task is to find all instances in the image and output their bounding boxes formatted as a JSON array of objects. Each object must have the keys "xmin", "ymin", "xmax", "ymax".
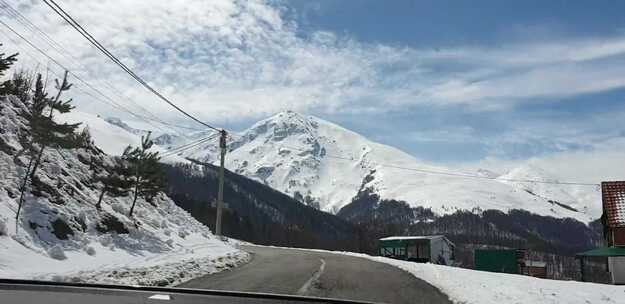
[
  {"xmin": 0, "ymin": 95, "xmax": 247, "ymax": 285},
  {"xmin": 78, "ymin": 111, "xmax": 600, "ymax": 222},
  {"xmin": 156, "ymin": 111, "xmax": 600, "ymax": 222}
]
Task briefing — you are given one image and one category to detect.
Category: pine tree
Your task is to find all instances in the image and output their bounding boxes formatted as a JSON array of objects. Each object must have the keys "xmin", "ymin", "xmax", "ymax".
[
  {"xmin": 28, "ymin": 71, "xmax": 81, "ymax": 179},
  {"xmin": 2, "ymin": 69, "xmax": 35, "ymax": 102},
  {"xmin": 16, "ymin": 71, "xmax": 82, "ymax": 223},
  {"xmin": 95, "ymin": 156, "xmax": 132, "ymax": 210},
  {"xmin": 0, "ymin": 44, "xmax": 17, "ymax": 79},
  {"xmin": 125, "ymin": 132, "xmax": 166, "ymax": 217}
]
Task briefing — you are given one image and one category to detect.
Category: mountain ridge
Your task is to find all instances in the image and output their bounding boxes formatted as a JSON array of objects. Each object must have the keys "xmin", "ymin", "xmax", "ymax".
[
  {"xmin": 90, "ymin": 111, "xmax": 600, "ymax": 222},
  {"xmin": 180, "ymin": 111, "xmax": 600, "ymax": 222}
]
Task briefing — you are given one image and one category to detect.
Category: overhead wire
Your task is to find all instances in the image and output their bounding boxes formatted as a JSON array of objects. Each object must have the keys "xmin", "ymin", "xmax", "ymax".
[
  {"xmin": 0, "ymin": 1, "xmax": 204, "ymax": 132},
  {"xmin": 228, "ymin": 135, "xmax": 599, "ymax": 186},
  {"xmin": 0, "ymin": 26, "xmax": 219, "ymax": 161},
  {"xmin": 0, "ymin": 18, "xmax": 175, "ymax": 134},
  {"xmin": 160, "ymin": 134, "xmax": 220, "ymax": 159},
  {"xmin": 0, "ymin": 25, "xmax": 219, "ymax": 160},
  {"xmin": 6, "ymin": 2, "xmax": 598, "ymax": 187},
  {"xmin": 161, "ymin": 136, "xmax": 216, "ymax": 157},
  {"xmin": 42, "ymin": 0, "xmax": 220, "ymax": 132}
]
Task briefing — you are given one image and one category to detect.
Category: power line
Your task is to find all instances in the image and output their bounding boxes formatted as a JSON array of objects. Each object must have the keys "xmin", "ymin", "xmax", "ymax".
[
  {"xmin": 42, "ymin": 0, "xmax": 220, "ymax": 132},
  {"xmin": 0, "ymin": 25, "xmax": 220, "ymax": 160},
  {"xmin": 24, "ymin": 0, "xmax": 598, "ymax": 186},
  {"xmin": 0, "ymin": 18, "xmax": 174, "ymax": 134},
  {"xmin": 377, "ymin": 163, "xmax": 599, "ymax": 186},
  {"xmin": 268, "ymin": 142, "xmax": 599, "ymax": 187},
  {"xmin": 0, "ymin": 5, "xmax": 168, "ymax": 132},
  {"xmin": 161, "ymin": 137, "xmax": 215, "ymax": 157},
  {"xmin": 0, "ymin": 17, "xmax": 222, "ymax": 159},
  {"xmin": 0, "ymin": 1, "xmax": 203, "ymax": 132},
  {"xmin": 160, "ymin": 134, "xmax": 220, "ymax": 158},
  {"xmin": 163, "ymin": 133, "xmax": 217, "ymax": 154}
]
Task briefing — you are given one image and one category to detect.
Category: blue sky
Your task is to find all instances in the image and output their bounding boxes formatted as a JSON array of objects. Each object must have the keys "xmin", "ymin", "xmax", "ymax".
[
  {"xmin": 280, "ymin": 0, "xmax": 625, "ymax": 163},
  {"xmin": 288, "ymin": 0, "xmax": 625, "ymax": 47},
  {"xmin": 5, "ymin": 0, "xmax": 625, "ymax": 166}
]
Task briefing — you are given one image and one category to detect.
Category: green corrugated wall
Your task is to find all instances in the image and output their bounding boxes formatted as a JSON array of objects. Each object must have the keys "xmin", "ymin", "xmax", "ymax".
[{"xmin": 474, "ymin": 249, "xmax": 518, "ymax": 274}]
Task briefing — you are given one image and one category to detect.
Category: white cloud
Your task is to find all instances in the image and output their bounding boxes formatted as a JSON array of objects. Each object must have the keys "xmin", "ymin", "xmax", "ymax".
[
  {"xmin": 408, "ymin": 126, "xmax": 478, "ymax": 143},
  {"xmin": 460, "ymin": 137, "xmax": 625, "ymax": 185},
  {"xmin": 0, "ymin": 0, "xmax": 624, "ymax": 177},
  {"xmin": 3, "ymin": 0, "xmax": 625, "ymax": 126}
]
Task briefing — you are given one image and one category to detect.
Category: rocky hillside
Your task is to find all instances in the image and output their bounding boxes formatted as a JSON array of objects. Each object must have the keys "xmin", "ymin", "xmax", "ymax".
[{"xmin": 0, "ymin": 93, "xmax": 244, "ymax": 285}]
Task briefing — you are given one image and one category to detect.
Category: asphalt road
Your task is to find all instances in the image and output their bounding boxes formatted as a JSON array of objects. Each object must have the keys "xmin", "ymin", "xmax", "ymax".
[
  {"xmin": 0, "ymin": 280, "xmax": 369, "ymax": 304},
  {"xmin": 180, "ymin": 245, "xmax": 452, "ymax": 304}
]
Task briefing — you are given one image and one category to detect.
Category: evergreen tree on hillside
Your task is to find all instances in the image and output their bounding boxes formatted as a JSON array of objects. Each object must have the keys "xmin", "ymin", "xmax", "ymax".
[
  {"xmin": 2, "ymin": 70, "xmax": 35, "ymax": 102},
  {"xmin": 28, "ymin": 71, "xmax": 82, "ymax": 178},
  {"xmin": 0, "ymin": 44, "xmax": 17, "ymax": 79},
  {"xmin": 16, "ymin": 71, "xmax": 83, "ymax": 222},
  {"xmin": 125, "ymin": 132, "xmax": 166, "ymax": 217},
  {"xmin": 94, "ymin": 155, "xmax": 133, "ymax": 209}
]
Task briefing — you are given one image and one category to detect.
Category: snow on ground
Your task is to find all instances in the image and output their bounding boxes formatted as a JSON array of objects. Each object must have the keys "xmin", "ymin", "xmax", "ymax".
[
  {"xmin": 57, "ymin": 111, "xmax": 187, "ymax": 163},
  {"xmin": 0, "ymin": 95, "xmax": 248, "ymax": 286},
  {"xmin": 348, "ymin": 253, "xmax": 625, "ymax": 304},
  {"xmin": 57, "ymin": 111, "xmax": 142, "ymax": 156},
  {"xmin": 251, "ymin": 245, "xmax": 625, "ymax": 304},
  {"xmin": 1, "ymin": 229, "xmax": 249, "ymax": 286}
]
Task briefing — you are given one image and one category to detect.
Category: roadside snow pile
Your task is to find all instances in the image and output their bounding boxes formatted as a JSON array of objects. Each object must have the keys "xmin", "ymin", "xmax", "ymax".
[
  {"xmin": 0, "ymin": 95, "xmax": 247, "ymax": 285},
  {"xmin": 255, "ymin": 245, "xmax": 625, "ymax": 304},
  {"xmin": 40, "ymin": 237, "xmax": 250, "ymax": 287},
  {"xmin": 347, "ymin": 253, "xmax": 625, "ymax": 304}
]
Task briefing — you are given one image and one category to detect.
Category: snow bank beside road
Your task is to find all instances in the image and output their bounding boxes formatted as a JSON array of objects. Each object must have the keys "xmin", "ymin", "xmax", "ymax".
[
  {"xmin": 347, "ymin": 253, "xmax": 625, "ymax": 304},
  {"xmin": 1, "ymin": 203, "xmax": 249, "ymax": 287},
  {"xmin": 250, "ymin": 245, "xmax": 625, "ymax": 304},
  {"xmin": 44, "ymin": 237, "xmax": 250, "ymax": 286}
]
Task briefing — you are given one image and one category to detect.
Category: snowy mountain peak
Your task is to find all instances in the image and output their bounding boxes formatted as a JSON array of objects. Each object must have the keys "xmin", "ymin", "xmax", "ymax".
[
  {"xmin": 155, "ymin": 112, "xmax": 600, "ymax": 222},
  {"xmin": 246, "ymin": 111, "xmax": 320, "ymax": 143},
  {"xmin": 501, "ymin": 163, "xmax": 559, "ymax": 182}
]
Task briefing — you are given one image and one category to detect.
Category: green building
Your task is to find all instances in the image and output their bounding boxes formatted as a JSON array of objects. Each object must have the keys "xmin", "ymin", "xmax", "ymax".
[{"xmin": 474, "ymin": 249, "xmax": 524, "ymax": 274}]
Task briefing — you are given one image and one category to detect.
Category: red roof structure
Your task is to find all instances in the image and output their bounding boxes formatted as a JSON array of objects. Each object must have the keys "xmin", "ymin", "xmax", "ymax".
[{"xmin": 602, "ymin": 181, "xmax": 625, "ymax": 228}]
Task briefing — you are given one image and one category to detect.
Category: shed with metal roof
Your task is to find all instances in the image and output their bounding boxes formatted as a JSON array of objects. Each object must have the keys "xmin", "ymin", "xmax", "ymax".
[{"xmin": 378, "ymin": 235, "xmax": 454, "ymax": 265}]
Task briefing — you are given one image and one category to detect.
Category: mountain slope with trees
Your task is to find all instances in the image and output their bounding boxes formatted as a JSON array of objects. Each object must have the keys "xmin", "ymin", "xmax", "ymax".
[
  {"xmin": 162, "ymin": 161, "xmax": 360, "ymax": 251},
  {"xmin": 0, "ymin": 47, "xmax": 243, "ymax": 285},
  {"xmin": 158, "ymin": 111, "xmax": 599, "ymax": 223}
]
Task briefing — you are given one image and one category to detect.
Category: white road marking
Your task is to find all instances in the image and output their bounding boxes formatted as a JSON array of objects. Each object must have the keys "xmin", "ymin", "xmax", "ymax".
[
  {"xmin": 297, "ymin": 258, "xmax": 326, "ymax": 295},
  {"xmin": 148, "ymin": 294, "xmax": 171, "ymax": 300}
]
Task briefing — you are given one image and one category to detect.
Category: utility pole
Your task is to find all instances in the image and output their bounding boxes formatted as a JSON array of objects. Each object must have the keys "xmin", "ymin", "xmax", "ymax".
[{"xmin": 215, "ymin": 129, "xmax": 227, "ymax": 237}]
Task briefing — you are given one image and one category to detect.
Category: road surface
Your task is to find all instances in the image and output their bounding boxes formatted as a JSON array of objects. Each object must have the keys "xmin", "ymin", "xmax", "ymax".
[
  {"xmin": 0, "ymin": 279, "xmax": 370, "ymax": 304},
  {"xmin": 180, "ymin": 245, "xmax": 451, "ymax": 304}
]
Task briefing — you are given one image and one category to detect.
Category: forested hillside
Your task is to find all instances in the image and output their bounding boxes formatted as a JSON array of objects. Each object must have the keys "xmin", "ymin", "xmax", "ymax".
[
  {"xmin": 161, "ymin": 155, "xmax": 607, "ymax": 281},
  {"xmin": 162, "ymin": 162, "xmax": 359, "ymax": 251},
  {"xmin": 338, "ymin": 190, "xmax": 606, "ymax": 281}
]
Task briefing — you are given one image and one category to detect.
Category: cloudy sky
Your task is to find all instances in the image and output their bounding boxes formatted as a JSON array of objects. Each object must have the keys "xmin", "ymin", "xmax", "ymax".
[{"xmin": 2, "ymin": 0, "xmax": 625, "ymax": 178}]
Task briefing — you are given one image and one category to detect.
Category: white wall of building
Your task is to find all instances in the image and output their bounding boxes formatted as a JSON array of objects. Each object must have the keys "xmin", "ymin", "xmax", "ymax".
[{"xmin": 608, "ymin": 256, "xmax": 625, "ymax": 284}]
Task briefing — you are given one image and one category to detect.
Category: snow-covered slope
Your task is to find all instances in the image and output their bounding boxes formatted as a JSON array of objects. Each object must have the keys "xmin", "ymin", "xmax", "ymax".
[
  {"xmin": 57, "ymin": 111, "xmax": 143, "ymax": 155},
  {"xmin": 57, "ymin": 111, "xmax": 186, "ymax": 164},
  {"xmin": 170, "ymin": 111, "xmax": 599, "ymax": 222},
  {"xmin": 0, "ymin": 95, "xmax": 246, "ymax": 285},
  {"xmin": 340, "ymin": 250, "xmax": 624, "ymax": 304},
  {"xmin": 498, "ymin": 163, "xmax": 601, "ymax": 217}
]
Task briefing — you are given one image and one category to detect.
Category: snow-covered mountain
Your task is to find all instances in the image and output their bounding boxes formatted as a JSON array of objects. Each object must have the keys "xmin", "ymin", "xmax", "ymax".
[{"xmin": 164, "ymin": 111, "xmax": 600, "ymax": 223}]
